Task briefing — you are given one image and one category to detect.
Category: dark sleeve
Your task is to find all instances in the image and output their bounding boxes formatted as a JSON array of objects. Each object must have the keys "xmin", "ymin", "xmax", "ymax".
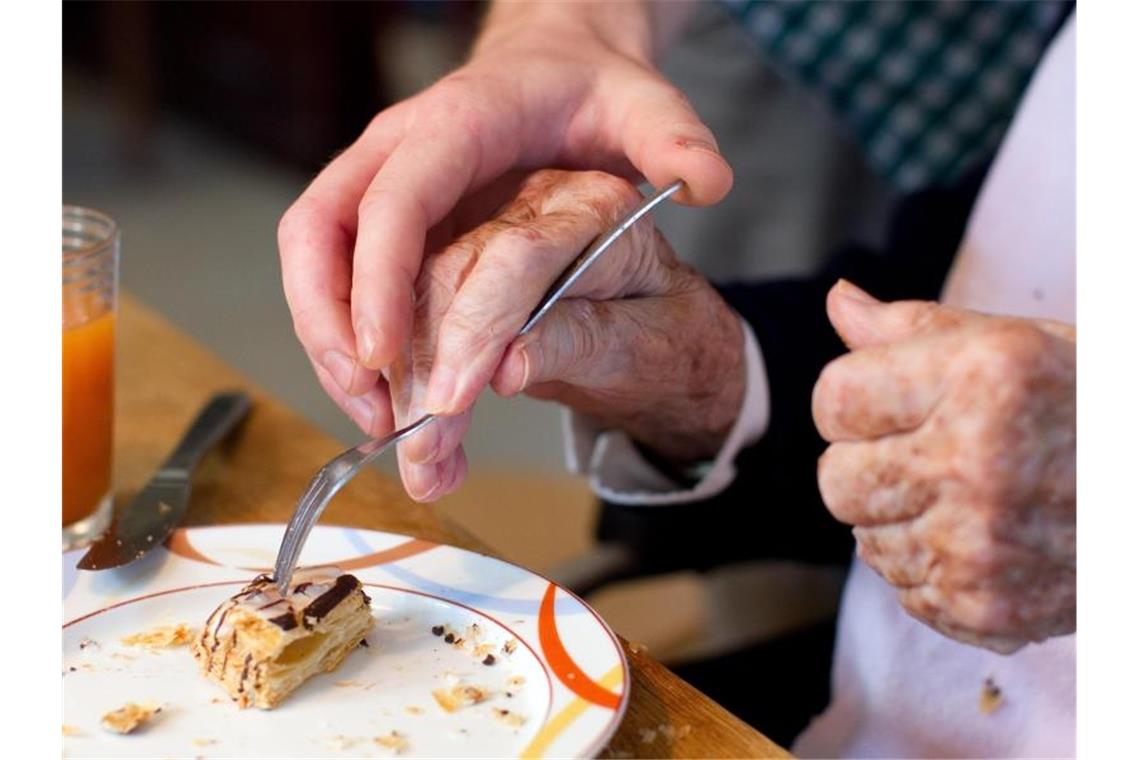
[{"xmin": 596, "ymin": 169, "xmax": 986, "ymax": 572}]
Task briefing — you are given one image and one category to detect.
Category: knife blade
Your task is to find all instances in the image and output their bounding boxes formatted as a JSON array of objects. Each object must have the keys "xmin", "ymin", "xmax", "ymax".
[{"xmin": 76, "ymin": 391, "xmax": 252, "ymax": 570}]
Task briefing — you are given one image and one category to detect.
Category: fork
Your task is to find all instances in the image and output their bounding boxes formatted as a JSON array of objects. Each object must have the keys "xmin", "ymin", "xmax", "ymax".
[{"xmin": 272, "ymin": 180, "xmax": 683, "ymax": 593}]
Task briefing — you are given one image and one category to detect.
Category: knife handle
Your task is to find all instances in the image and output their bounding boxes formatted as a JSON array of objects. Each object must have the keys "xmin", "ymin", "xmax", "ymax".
[{"xmin": 162, "ymin": 392, "xmax": 253, "ymax": 474}]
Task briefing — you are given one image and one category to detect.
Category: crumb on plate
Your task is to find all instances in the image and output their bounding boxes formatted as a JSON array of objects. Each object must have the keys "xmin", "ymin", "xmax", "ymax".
[
  {"xmin": 432, "ymin": 683, "xmax": 490, "ymax": 713},
  {"xmin": 404, "ymin": 705, "xmax": 423, "ymax": 716},
  {"xmin": 101, "ymin": 702, "xmax": 162, "ymax": 734},
  {"xmin": 121, "ymin": 623, "xmax": 195, "ymax": 649},
  {"xmin": 62, "ymin": 725, "xmax": 84, "ymax": 737},
  {"xmin": 502, "ymin": 639, "xmax": 518, "ymax": 655},
  {"xmin": 374, "ymin": 730, "xmax": 408, "ymax": 754},
  {"xmin": 192, "ymin": 738, "xmax": 217, "ymax": 747},
  {"xmin": 492, "ymin": 707, "xmax": 527, "ymax": 728}
]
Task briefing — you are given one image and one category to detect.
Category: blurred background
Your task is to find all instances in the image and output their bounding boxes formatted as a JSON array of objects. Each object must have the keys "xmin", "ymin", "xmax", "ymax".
[{"xmin": 63, "ymin": 0, "xmax": 891, "ymax": 739}]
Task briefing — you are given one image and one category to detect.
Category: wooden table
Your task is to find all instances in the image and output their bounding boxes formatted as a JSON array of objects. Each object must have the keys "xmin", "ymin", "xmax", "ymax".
[{"xmin": 113, "ymin": 294, "xmax": 789, "ymax": 759}]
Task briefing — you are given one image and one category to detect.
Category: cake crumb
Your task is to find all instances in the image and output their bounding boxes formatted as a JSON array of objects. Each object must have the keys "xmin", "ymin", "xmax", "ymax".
[
  {"xmin": 192, "ymin": 738, "xmax": 217, "ymax": 747},
  {"xmin": 62, "ymin": 725, "xmax": 84, "ymax": 737},
  {"xmin": 492, "ymin": 707, "xmax": 527, "ymax": 728},
  {"xmin": 432, "ymin": 683, "xmax": 490, "ymax": 712},
  {"xmin": 502, "ymin": 639, "xmax": 518, "ymax": 655},
  {"xmin": 121, "ymin": 623, "xmax": 195, "ymax": 649},
  {"xmin": 334, "ymin": 679, "xmax": 360, "ymax": 688},
  {"xmin": 78, "ymin": 637, "xmax": 99, "ymax": 651},
  {"xmin": 404, "ymin": 705, "xmax": 424, "ymax": 715},
  {"xmin": 980, "ymin": 677, "xmax": 1004, "ymax": 714},
  {"xmin": 506, "ymin": 674, "xmax": 525, "ymax": 688},
  {"xmin": 639, "ymin": 727, "xmax": 658, "ymax": 743},
  {"xmin": 101, "ymin": 702, "xmax": 162, "ymax": 734},
  {"xmin": 374, "ymin": 730, "xmax": 408, "ymax": 754},
  {"xmin": 628, "ymin": 641, "xmax": 649, "ymax": 655}
]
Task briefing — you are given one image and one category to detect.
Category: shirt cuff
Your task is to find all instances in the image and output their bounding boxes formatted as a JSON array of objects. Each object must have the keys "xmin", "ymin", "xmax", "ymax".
[{"xmin": 563, "ymin": 316, "xmax": 770, "ymax": 506}]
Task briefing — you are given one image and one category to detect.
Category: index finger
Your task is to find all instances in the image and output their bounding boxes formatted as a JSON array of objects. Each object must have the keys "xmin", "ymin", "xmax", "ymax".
[
  {"xmin": 812, "ymin": 333, "xmax": 950, "ymax": 442},
  {"xmin": 350, "ymin": 105, "xmax": 521, "ymax": 371},
  {"xmin": 278, "ymin": 113, "xmax": 404, "ymax": 394}
]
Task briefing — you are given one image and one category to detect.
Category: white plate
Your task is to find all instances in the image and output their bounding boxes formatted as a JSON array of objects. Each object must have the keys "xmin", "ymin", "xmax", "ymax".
[{"xmin": 63, "ymin": 524, "xmax": 629, "ymax": 758}]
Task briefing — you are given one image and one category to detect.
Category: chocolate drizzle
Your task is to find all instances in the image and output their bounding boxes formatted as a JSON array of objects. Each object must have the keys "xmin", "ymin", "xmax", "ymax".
[
  {"xmin": 237, "ymin": 653, "xmax": 252, "ymax": 694},
  {"xmin": 300, "ymin": 574, "xmax": 358, "ymax": 623},
  {"xmin": 268, "ymin": 611, "xmax": 298, "ymax": 631}
]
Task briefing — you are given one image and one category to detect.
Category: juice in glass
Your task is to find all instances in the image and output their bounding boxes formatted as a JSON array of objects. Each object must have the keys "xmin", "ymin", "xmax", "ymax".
[{"xmin": 62, "ymin": 206, "xmax": 119, "ymax": 548}]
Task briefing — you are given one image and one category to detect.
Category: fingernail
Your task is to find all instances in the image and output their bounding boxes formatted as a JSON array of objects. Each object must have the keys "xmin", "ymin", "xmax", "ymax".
[
  {"xmin": 347, "ymin": 396, "xmax": 374, "ymax": 434},
  {"xmin": 678, "ymin": 137, "xmax": 720, "ymax": 155},
  {"xmin": 837, "ymin": 279, "xmax": 876, "ymax": 304},
  {"xmin": 423, "ymin": 364, "xmax": 458, "ymax": 414},
  {"xmin": 501, "ymin": 350, "xmax": 530, "ymax": 397},
  {"xmin": 322, "ymin": 350, "xmax": 356, "ymax": 393},
  {"xmin": 356, "ymin": 322, "xmax": 378, "ymax": 367}
]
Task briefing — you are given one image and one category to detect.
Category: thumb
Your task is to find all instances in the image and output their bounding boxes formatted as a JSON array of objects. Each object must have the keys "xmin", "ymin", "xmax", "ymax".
[
  {"xmin": 617, "ymin": 79, "xmax": 734, "ymax": 206},
  {"xmin": 826, "ymin": 279, "xmax": 965, "ymax": 350},
  {"xmin": 490, "ymin": 299, "xmax": 618, "ymax": 397}
]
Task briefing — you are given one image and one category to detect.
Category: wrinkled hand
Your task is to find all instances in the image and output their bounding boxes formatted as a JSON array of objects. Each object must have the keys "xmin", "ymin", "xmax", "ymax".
[
  {"xmin": 277, "ymin": 4, "xmax": 732, "ymax": 441},
  {"xmin": 388, "ymin": 169, "xmax": 745, "ymax": 501},
  {"xmin": 812, "ymin": 280, "xmax": 1076, "ymax": 653}
]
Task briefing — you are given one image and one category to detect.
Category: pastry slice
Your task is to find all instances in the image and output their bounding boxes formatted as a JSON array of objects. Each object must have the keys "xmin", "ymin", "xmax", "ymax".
[{"xmin": 192, "ymin": 566, "xmax": 374, "ymax": 709}]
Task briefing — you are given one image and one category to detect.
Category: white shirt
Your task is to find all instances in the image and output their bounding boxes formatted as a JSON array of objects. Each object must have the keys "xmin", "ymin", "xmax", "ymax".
[{"xmin": 567, "ymin": 17, "xmax": 1075, "ymax": 758}]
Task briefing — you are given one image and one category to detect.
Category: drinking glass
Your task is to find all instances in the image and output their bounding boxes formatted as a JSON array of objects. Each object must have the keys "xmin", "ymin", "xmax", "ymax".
[{"xmin": 63, "ymin": 206, "xmax": 119, "ymax": 549}]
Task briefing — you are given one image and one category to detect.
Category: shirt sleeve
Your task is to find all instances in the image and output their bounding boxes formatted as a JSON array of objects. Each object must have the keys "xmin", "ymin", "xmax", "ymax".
[{"xmin": 562, "ymin": 316, "xmax": 769, "ymax": 505}]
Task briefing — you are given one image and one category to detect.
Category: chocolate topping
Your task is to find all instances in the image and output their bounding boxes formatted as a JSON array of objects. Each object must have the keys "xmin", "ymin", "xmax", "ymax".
[
  {"xmin": 268, "ymin": 612, "xmax": 298, "ymax": 631},
  {"xmin": 301, "ymin": 574, "xmax": 358, "ymax": 623}
]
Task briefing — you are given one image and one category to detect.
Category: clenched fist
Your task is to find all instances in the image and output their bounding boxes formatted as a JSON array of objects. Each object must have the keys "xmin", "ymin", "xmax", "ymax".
[{"xmin": 812, "ymin": 280, "xmax": 1076, "ymax": 654}]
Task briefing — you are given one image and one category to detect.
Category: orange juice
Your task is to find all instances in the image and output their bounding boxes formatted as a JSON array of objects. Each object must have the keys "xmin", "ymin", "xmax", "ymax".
[{"xmin": 62, "ymin": 311, "xmax": 115, "ymax": 527}]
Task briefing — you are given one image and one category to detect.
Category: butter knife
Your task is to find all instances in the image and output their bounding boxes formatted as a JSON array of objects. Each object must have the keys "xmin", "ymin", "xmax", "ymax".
[{"xmin": 76, "ymin": 391, "xmax": 252, "ymax": 570}]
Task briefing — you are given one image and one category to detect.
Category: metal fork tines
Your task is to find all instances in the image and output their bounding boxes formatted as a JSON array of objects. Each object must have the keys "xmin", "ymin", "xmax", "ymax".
[
  {"xmin": 272, "ymin": 180, "xmax": 683, "ymax": 593},
  {"xmin": 272, "ymin": 413, "xmax": 434, "ymax": 592}
]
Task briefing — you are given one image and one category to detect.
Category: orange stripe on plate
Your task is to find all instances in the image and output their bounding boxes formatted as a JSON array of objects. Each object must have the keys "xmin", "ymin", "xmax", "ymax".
[
  {"xmin": 336, "ymin": 538, "xmax": 437, "ymax": 570},
  {"xmin": 520, "ymin": 664, "xmax": 624, "ymax": 759},
  {"xmin": 164, "ymin": 531, "xmax": 435, "ymax": 572},
  {"xmin": 538, "ymin": 582, "xmax": 621, "ymax": 710}
]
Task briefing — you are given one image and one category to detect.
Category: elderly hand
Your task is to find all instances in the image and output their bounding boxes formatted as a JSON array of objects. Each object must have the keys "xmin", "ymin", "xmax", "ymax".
[
  {"xmin": 386, "ymin": 169, "xmax": 745, "ymax": 501},
  {"xmin": 812, "ymin": 280, "xmax": 1076, "ymax": 653},
  {"xmin": 277, "ymin": 1, "xmax": 732, "ymax": 439}
]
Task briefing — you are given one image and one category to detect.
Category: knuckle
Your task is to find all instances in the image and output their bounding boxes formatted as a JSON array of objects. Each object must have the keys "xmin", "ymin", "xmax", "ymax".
[
  {"xmin": 580, "ymin": 171, "xmax": 641, "ymax": 217},
  {"xmin": 418, "ymin": 79, "xmax": 488, "ymax": 149},
  {"xmin": 954, "ymin": 589, "xmax": 1013, "ymax": 633},
  {"xmin": 971, "ymin": 321, "xmax": 1049, "ymax": 381},
  {"xmin": 908, "ymin": 301, "xmax": 948, "ymax": 332},
  {"xmin": 564, "ymin": 301, "xmax": 603, "ymax": 360},
  {"xmin": 442, "ymin": 306, "xmax": 505, "ymax": 356},
  {"xmin": 277, "ymin": 197, "xmax": 319, "ymax": 252}
]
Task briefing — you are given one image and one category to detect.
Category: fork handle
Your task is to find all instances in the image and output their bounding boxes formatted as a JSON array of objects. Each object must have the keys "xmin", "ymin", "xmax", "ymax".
[{"xmin": 163, "ymin": 392, "xmax": 253, "ymax": 474}]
